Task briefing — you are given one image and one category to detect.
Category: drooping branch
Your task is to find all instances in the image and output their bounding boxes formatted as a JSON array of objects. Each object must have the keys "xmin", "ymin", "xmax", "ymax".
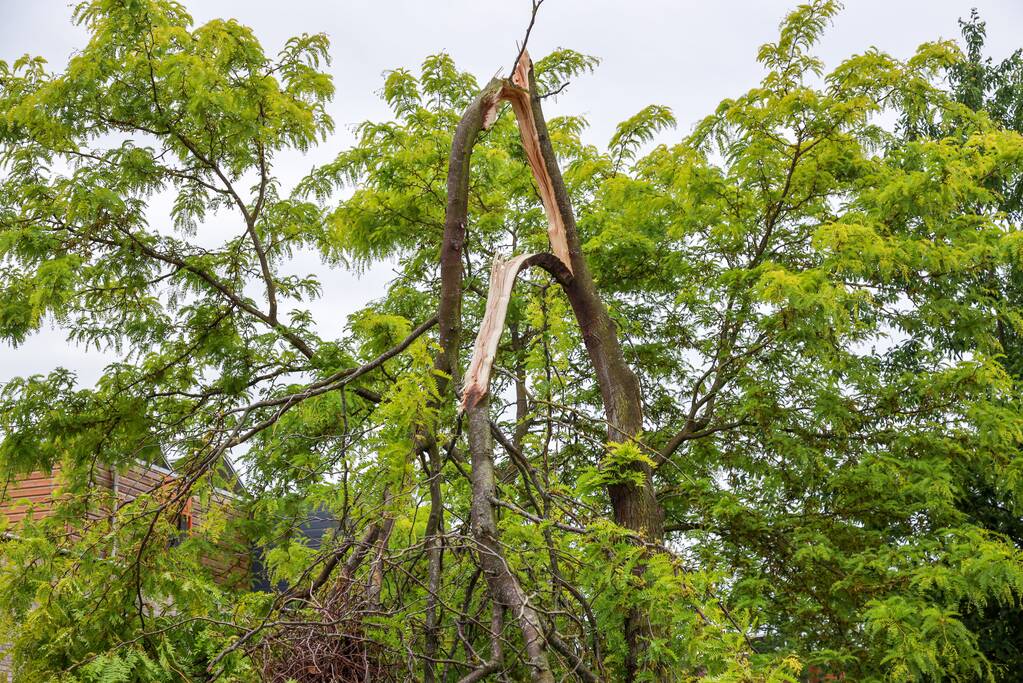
[{"xmin": 437, "ymin": 78, "xmax": 505, "ymax": 386}]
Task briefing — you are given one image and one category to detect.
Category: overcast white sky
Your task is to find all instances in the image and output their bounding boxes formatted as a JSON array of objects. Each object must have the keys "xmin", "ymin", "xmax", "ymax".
[{"xmin": 1, "ymin": 0, "xmax": 1022, "ymax": 386}]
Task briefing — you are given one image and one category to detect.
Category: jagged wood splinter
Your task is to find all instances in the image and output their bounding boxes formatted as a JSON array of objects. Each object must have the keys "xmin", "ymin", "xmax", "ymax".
[{"xmin": 462, "ymin": 50, "xmax": 573, "ymax": 412}]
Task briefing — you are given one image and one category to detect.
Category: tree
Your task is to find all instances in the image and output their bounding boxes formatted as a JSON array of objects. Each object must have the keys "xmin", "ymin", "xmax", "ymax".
[
  {"xmin": 904, "ymin": 9, "xmax": 1023, "ymax": 677},
  {"xmin": 1, "ymin": 1, "xmax": 1022, "ymax": 681}
]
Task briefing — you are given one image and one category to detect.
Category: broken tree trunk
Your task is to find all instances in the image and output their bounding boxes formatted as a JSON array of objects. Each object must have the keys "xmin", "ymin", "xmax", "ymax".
[
  {"xmin": 463, "ymin": 254, "xmax": 536, "ymax": 411},
  {"xmin": 500, "ymin": 57, "xmax": 573, "ymax": 271},
  {"xmin": 437, "ymin": 75, "xmax": 557, "ymax": 682},
  {"xmin": 521, "ymin": 54, "xmax": 665, "ymax": 680},
  {"xmin": 462, "ymin": 252, "xmax": 571, "ymax": 411},
  {"xmin": 460, "ymin": 52, "xmax": 663, "ymax": 680}
]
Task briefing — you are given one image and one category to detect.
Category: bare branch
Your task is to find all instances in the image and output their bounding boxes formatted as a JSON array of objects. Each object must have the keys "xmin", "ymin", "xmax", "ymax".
[{"xmin": 511, "ymin": 0, "xmax": 546, "ymax": 77}]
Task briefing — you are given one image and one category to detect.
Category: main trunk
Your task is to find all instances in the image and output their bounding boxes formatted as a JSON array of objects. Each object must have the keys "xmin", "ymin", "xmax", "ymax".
[{"xmin": 523, "ymin": 62, "xmax": 664, "ymax": 680}]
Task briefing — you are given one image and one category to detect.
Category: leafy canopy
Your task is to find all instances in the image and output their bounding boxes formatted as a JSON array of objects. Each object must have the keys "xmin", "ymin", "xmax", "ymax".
[{"xmin": 1, "ymin": 1, "xmax": 1022, "ymax": 681}]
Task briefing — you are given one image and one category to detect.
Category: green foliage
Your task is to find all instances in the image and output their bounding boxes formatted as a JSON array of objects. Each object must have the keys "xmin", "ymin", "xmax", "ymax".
[
  {"xmin": 1, "ymin": 0, "xmax": 1022, "ymax": 681},
  {"xmin": 608, "ymin": 104, "xmax": 676, "ymax": 173},
  {"xmin": 534, "ymin": 48, "xmax": 600, "ymax": 96}
]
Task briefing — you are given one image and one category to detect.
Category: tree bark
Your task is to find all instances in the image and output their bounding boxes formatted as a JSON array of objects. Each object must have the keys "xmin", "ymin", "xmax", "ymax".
[
  {"xmin": 521, "ymin": 60, "xmax": 663, "ymax": 681},
  {"xmin": 437, "ymin": 78, "xmax": 504, "ymax": 386},
  {"xmin": 520, "ymin": 59, "xmax": 662, "ymax": 538},
  {"xmin": 456, "ymin": 603, "xmax": 504, "ymax": 683},
  {"xmin": 422, "ymin": 442, "xmax": 444, "ymax": 683},
  {"xmin": 466, "ymin": 395, "xmax": 555, "ymax": 683},
  {"xmin": 438, "ymin": 78, "xmax": 556, "ymax": 681},
  {"xmin": 426, "ymin": 78, "xmax": 505, "ymax": 680}
]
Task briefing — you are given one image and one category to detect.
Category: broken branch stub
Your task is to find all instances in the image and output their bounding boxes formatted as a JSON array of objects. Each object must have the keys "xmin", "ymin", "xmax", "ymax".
[{"xmin": 500, "ymin": 51, "xmax": 573, "ymax": 272}]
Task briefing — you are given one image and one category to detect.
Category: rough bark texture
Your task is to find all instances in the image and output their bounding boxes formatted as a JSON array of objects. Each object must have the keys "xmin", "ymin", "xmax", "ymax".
[
  {"xmin": 422, "ymin": 442, "xmax": 444, "ymax": 683},
  {"xmin": 427, "ymin": 79, "xmax": 504, "ymax": 681},
  {"xmin": 456, "ymin": 603, "xmax": 504, "ymax": 683}
]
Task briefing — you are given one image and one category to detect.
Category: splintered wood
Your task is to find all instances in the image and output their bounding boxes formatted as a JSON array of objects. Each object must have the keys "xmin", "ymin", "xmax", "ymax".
[
  {"xmin": 462, "ymin": 254, "xmax": 535, "ymax": 410},
  {"xmin": 500, "ymin": 51, "xmax": 572, "ymax": 271},
  {"xmin": 461, "ymin": 52, "xmax": 574, "ymax": 411}
]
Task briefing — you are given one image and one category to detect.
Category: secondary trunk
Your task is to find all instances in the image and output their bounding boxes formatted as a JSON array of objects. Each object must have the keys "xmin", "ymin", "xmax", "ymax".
[
  {"xmin": 437, "ymin": 77, "xmax": 557, "ymax": 680},
  {"xmin": 466, "ymin": 395, "xmax": 556, "ymax": 683}
]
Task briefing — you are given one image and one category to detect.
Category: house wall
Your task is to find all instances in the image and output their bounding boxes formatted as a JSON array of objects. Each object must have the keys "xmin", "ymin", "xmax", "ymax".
[
  {"xmin": 0, "ymin": 469, "xmax": 62, "ymax": 527},
  {"xmin": 0, "ymin": 462, "xmax": 249, "ymax": 677}
]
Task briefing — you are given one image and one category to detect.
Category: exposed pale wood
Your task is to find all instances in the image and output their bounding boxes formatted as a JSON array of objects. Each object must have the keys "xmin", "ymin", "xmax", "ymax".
[
  {"xmin": 461, "ymin": 252, "xmax": 573, "ymax": 412},
  {"xmin": 439, "ymin": 51, "xmax": 561, "ymax": 683},
  {"xmin": 457, "ymin": 51, "xmax": 662, "ymax": 678},
  {"xmin": 460, "ymin": 50, "xmax": 581, "ymax": 412},
  {"xmin": 499, "ymin": 51, "xmax": 572, "ymax": 272},
  {"xmin": 462, "ymin": 253, "xmax": 535, "ymax": 411},
  {"xmin": 520, "ymin": 52, "xmax": 663, "ymax": 680}
]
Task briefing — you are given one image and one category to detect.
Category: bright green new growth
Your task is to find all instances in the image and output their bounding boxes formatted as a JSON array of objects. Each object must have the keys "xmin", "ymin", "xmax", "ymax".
[{"xmin": 1, "ymin": 0, "xmax": 1022, "ymax": 681}]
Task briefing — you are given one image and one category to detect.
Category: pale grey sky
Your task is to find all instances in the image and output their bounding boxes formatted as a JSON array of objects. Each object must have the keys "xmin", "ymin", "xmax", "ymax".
[{"xmin": 1, "ymin": 0, "xmax": 1022, "ymax": 385}]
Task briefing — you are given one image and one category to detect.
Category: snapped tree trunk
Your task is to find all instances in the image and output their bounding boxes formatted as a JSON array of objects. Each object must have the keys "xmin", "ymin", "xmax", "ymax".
[
  {"xmin": 522, "ymin": 56, "xmax": 663, "ymax": 680},
  {"xmin": 460, "ymin": 52, "xmax": 664, "ymax": 680},
  {"xmin": 437, "ymin": 76, "xmax": 557, "ymax": 682}
]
